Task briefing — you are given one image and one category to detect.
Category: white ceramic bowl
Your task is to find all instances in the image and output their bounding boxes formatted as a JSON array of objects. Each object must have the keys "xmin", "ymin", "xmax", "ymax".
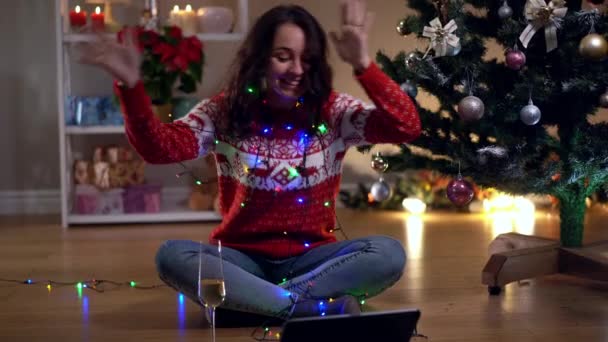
[{"xmin": 196, "ymin": 7, "xmax": 234, "ymax": 33}]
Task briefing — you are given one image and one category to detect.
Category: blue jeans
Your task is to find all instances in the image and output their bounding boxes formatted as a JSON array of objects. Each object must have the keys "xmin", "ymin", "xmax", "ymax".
[{"xmin": 155, "ymin": 235, "xmax": 406, "ymax": 318}]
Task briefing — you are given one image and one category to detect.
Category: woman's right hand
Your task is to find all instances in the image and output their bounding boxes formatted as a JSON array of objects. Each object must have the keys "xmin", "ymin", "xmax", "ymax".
[{"xmin": 77, "ymin": 28, "xmax": 142, "ymax": 88}]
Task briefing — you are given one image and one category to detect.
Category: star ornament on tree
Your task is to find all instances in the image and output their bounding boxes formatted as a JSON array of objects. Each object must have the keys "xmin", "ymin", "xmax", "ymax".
[
  {"xmin": 519, "ymin": 0, "xmax": 568, "ymax": 52},
  {"xmin": 422, "ymin": 17, "xmax": 460, "ymax": 57}
]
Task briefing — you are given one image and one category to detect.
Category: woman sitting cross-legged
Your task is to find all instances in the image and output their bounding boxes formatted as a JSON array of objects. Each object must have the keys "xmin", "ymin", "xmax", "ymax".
[{"xmin": 78, "ymin": 0, "xmax": 420, "ymax": 324}]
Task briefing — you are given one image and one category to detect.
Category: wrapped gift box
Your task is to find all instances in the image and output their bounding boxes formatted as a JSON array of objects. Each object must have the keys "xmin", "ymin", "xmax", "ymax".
[
  {"xmin": 98, "ymin": 189, "xmax": 125, "ymax": 214},
  {"xmin": 74, "ymin": 184, "xmax": 98, "ymax": 214},
  {"xmin": 108, "ymin": 161, "xmax": 145, "ymax": 188},
  {"xmin": 65, "ymin": 96, "xmax": 124, "ymax": 126},
  {"xmin": 98, "ymin": 97, "xmax": 124, "ymax": 125},
  {"xmin": 123, "ymin": 184, "xmax": 162, "ymax": 213},
  {"xmin": 74, "ymin": 185, "xmax": 124, "ymax": 215}
]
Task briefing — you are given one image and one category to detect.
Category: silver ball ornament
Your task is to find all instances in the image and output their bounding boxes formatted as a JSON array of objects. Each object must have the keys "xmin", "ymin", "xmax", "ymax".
[
  {"xmin": 520, "ymin": 99, "xmax": 542, "ymax": 125},
  {"xmin": 404, "ymin": 51, "xmax": 422, "ymax": 69},
  {"xmin": 446, "ymin": 41, "xmax": 462, "ymax": 56},
  {"xmin": 371, "ymin": 154, "xmax": 389, "ymax": 173},
  {"xmin": 457, "ymin": 95, "xmax": 485, "ymax": 121},
  {"xmin": 370, "ymin": 180, "xmax": 392, "ymax": 202},
  {"xmin": 498, "ymin": 1, "xmax": 513, "ymax": 19},
  {"xmin": 400, "ymin": 81, "xmax": 418, "ymax": 98},
  {"xmin": 600, "ymin": 90, "xmax": 608, "ymax": 108}
]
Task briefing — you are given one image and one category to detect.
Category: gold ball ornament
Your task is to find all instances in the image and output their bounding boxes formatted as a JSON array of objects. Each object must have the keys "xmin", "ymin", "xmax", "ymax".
[
  {"xmin": 396, "ymin": 20, "xmax": 412, "ymax": 36},
  {"xmin": 578, "ymin": 33, "xmax": 608, "ymax": 61},
  {"xmin": 535, "ymin": 6, "xmax": 553, "ymax": 25}
]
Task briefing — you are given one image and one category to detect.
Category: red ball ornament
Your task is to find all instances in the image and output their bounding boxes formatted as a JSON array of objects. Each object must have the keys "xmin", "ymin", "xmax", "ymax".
[
  {"xmin": 505, "ymin": 49, "xmax": 526, "ymax": 70},
  {"xmin": 446, "ymin": 176, "xmax": 475, "ymax": 206}
]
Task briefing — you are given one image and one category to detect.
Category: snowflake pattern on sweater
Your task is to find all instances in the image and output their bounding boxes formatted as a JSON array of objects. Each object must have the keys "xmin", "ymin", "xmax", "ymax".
[{"xmin": 116, "ymin": 63, "xmax": 420, "ymax": 259}]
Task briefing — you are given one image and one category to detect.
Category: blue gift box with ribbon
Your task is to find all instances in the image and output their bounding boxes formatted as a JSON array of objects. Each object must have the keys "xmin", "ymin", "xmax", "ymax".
[{"xmin": 65, "ymin": 96, "xmax": 124, "ymax": 126}]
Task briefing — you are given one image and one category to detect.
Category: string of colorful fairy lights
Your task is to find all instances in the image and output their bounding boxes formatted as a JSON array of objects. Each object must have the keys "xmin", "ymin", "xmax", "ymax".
[
  {"xmin": 0, "ymin": 277, "xmax": 165, "ymax": 293},
  {"xmin": 0, "ymin": 276, "xmax": 426, "ymax": 341},
  {"xmin": 1, "ymin": 86, "xmax": 380, "ymax": 341},
  {"xmin": 171, "ymin": 87, "xmax": 366, "ymax": 340}
]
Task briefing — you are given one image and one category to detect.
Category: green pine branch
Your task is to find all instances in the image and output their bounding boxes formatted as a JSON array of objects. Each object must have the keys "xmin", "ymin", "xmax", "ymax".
[{"xmin": 361, "ymin": 0, "xmax": 607, "ymax": 246}]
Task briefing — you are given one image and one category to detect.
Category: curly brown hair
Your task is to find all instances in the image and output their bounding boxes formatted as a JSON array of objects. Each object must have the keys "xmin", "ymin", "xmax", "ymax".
[{"xmin": 221, "ymin": 5, "xmax": 333, "ymax": 136}]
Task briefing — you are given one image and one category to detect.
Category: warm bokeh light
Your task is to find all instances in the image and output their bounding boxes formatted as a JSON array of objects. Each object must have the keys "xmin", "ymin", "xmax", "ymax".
[
  {"xmin": 480, "ymin": 192, "xmax": 536, "ymax": 237},
  {"xmin": 404, "ymin": 215, "xmax": 424, "ymax": 260},
  {"xmin": 481, "ymin": 191, "xmax": 535, "ymax": 214},
  {"xmin": 402, "ymin": 197, "xmax": 427, "ymax": 214},
  {"xmin": 403, "ymin": 215, "xmax": 424, "ymax": 289}
]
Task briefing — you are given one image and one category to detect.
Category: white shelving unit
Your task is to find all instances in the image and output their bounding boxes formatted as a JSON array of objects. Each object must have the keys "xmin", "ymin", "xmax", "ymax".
[
  {"xmin": 68, "ymin": 210, "xmax": 221, "ymax": 224},
  {"xmin": 63, "ymin": 32, "xmax": 246, "ymax": 43},
  {"xmin": 65, "ymin": 126, "xmax": 126, "ymax": 135},
  {"xmin": 55, "ymin": 0, "xmax": 248, "ymax": 227}
]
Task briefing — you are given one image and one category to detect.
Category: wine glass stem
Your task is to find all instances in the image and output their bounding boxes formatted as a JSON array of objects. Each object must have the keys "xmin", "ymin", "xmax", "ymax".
[{"xmin": 211, "ymin": 306, "xmax": 216, "ymax": 342}]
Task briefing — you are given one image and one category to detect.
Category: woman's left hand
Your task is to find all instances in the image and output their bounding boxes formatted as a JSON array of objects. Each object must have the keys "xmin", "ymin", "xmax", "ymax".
[{"xmin": 329, "ymin": 0, "xmax": 374, "ymax": 72}]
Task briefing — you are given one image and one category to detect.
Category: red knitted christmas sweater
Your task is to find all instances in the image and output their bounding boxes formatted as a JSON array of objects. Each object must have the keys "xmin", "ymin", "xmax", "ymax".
[{"xmin": 116, "ymin": 63, "xmax": 420, "ymax": 259}]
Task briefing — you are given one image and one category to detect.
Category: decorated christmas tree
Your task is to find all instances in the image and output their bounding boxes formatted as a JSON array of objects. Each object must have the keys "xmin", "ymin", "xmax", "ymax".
[{"xmin": 366, "ymin": 0, "xmax": 607, "ymax": 248}]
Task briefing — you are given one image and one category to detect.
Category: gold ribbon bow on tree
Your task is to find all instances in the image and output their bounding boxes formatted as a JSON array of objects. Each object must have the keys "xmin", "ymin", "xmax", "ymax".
[
  {"xmin": 519, "ymin": 0, "xmax": 568, "ymax": 52},
  {"xmin": 422, "ymin": 17, "xmax": 460, "ymax": 57}
]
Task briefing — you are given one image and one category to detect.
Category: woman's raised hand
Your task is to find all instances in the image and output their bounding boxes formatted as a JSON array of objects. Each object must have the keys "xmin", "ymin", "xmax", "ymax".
[
  {"xmin": 76, "ymin": 28, "xmax": 142, "ymax": 88},
  {"xmin": 329, "ymin": 0, "xmax": 374, "ymax": 72}
]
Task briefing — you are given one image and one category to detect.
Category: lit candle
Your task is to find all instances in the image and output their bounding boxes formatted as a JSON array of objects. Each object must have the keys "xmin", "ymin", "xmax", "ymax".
[
  {"xmin": 91, "ymin": 6, "xmax": 105, "ymax": 32},
  {"xmin": 69, "ymin": 5, "xmax": 87, "ymax": 28},
  {"xmin": 180, "ymin": 4, "xmax": 198, "ymax": 36},
  {"xmin": 168, "ymin": 5, "xmax": 181, "ymax": 27}
]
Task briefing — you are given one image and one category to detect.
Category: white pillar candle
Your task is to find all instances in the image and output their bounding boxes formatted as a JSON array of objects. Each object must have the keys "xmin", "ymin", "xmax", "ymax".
[
  {"xmin": 168, "ymin": 5, "xmax": 181, "ymax": 27},
  {"xmin": 180, "ymin": 4, "xmax": 198, "ymax": 36}
]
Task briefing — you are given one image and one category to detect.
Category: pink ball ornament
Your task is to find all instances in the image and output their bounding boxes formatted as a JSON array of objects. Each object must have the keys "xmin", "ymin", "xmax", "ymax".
[
  {"xmin": 505, "ymin": 49, "xmax": 526, "ymax": 70},
  {"xmin": 446, "ymin": 176, "xmax": 475, "ymax": 206}
]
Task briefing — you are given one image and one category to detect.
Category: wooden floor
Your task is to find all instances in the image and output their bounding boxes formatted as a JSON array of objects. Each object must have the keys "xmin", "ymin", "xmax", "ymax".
[{"xmin": 1, "ymin": 207, "xmax": 608, "ymax": 341}]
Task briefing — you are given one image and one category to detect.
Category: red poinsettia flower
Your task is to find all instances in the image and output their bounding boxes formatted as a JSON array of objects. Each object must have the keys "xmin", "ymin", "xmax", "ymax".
[
  {"xmin": 167, "ymin": 26, "xmax": 183, "ymax": 40},
  {"xmin": 117, "ymin": 25, "xmax": 204, "ymax": 104},
  {"xmin": 177, "ymin": 39, "xmax": 202, "ymax": 64},
  {"xmin": 153, "ymin": 42, "xmax": 177, "ymax": 63},
  {"xmin": 139, "ymin": 30, "xmax": 160, "ymax": 48},
  {"xmin": 185, "ymin": 36, "xmax": 203, "ymax": 60},
  {"xmin": 169, "ymin": 54, "xmax": 190, "ymax": 72}
]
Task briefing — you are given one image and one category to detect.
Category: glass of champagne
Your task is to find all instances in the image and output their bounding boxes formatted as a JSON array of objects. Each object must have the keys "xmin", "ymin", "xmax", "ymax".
[{"xmin": 198, "ymin": 241, "xmax": 226, "ymax": 342}]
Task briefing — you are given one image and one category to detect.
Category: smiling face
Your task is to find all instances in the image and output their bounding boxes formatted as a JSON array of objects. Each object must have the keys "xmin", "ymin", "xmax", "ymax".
[
  {"xmin": 223, "ymin": 5, "xmax": 333, "ymax": 134},
  {"xmin": 265, "ymin": 22, "xmax": 311, "ymax": 105}
]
